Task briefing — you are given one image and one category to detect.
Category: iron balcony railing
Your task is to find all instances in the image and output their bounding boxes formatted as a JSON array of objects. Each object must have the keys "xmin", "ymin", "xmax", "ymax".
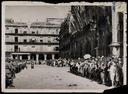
[
  {"xmin": 5, "ymin": 33, "xmax": 59, "ymax": 37},
  {"xmin": 5, "ymin": 42, "xmax": 59, "ymax": 45}
]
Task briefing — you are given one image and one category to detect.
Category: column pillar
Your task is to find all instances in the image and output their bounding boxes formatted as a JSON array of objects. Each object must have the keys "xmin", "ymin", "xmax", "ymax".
[
  {"xmin": 20, "ymin": 55, "xmax": 22, "ymax": 60},
  {"xmin": 15, "ymin": 55, "xmax": 17, "ymax": 60},
  {"xmin": 52, "ymin": 54, "xmax": 55, "ymax": 60},
  {"xmin": 109, "ymin": 2, "xmax": 120, "ymax": 58},
  {"xmin": 44, "ymin": 54, "xmax": 47, "ymax": 60},
  {"xmin": 28, "ymin": 55, "xmax": 30, "ymax": 60},
  {"xmin": 36, "ymin": 54, "xmax": 39, "ymax": 64},
  {"xmin": 123, "ymin": 10, "xmax": 127, "ymax": 85}
]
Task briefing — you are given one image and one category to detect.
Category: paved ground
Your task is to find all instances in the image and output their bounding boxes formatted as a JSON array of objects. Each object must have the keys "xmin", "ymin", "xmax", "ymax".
[{"xmin": 8, "ymin": 64, "xmax": 110, "ymax": 90}]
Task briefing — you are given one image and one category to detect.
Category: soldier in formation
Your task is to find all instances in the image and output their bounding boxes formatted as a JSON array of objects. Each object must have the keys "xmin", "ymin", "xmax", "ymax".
[
  {"xmin": 6, "ymin": 59, "xmax": 16, "ymax": 88},
  {"xmin": 5, "ymin": 59, "xmax": 28, "ymax": 88},
  {"xmin": 69, "ymin": 56, "xmax": 123, "ymax": 87}
]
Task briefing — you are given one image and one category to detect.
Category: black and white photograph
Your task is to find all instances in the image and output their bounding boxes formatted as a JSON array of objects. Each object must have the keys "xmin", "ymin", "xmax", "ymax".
[{"xmin": 1, "ymin": 1, "xmax": 127, "ymax": 93}]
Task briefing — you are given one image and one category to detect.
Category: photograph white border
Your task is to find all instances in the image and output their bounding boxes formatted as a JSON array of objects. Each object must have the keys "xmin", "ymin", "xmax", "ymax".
[{"xmin": 1, "ymin": 1, "xmax": 127, "ymax": 93}]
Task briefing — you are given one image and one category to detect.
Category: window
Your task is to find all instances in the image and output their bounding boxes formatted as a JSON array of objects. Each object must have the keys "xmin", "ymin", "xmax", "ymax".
[
  {"xmin": 40, "ymin": 40, "xmax": 43, "ymax": 42},
  {"xmin": 18, "ymin": 48, "xmax": 20, "ymax": 52},
  {"xmin": 23, "ymin": 39, "xmax": 27, "ymax": 43},
  {"xmin": 14, "ymin": 45, "xmax": 18, "ymax": 52},
  {"xmin": 15, "ymin": 37, "xmax": 18, "ymax": 42},
  {"xmin": 15, "ymin": 28, "xmax": 18, "ymax": 34}
]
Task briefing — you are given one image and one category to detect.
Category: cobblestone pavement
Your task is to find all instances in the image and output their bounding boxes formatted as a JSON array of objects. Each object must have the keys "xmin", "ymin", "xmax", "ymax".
[{"xmin": 8, "ymin": 64, "xmax": 109, "ymax": 91}]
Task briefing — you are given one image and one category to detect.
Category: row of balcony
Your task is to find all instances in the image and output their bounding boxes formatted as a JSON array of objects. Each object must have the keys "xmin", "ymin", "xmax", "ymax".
[
  {"xmin": 5, "ymin": 33, "xmax": 59, "ymax": 36},
  {"xmin": 5, "ymin": 42, "xmax": 59, "ymax": 45},
  {"xmin": 6, "ymin": 51, "xmax": 59, "ymax": 53}
]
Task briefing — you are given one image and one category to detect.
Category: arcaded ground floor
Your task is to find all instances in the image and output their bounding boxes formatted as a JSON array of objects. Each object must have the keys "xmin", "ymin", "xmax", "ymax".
[{"xmin": 6, "ymin": 52, "xmax": 59, "ymax": 61}]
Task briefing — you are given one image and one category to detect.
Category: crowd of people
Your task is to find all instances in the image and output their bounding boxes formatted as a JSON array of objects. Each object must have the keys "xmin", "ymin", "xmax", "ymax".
[
  {"xmin": 45, "ymin": 55, "xmax": 124, "ymax": 87},
  {"xmin": 5, "ymin": 59, "xmax": 27, "ymax": 88},
  {"xmin": 69, "ymin": 56, "xmax": 123, "ymax": 87},
  {"xmin": 5, "ymin": 55, "xmax": 124, "ymax": 88},
  {"xmin": 46, "ymin": 58, "xmax": 70, "ymax": 67}
]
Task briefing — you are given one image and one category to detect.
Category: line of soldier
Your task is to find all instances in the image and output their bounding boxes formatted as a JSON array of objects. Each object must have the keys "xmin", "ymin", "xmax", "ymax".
[
  {"xmin": 5, "ymin": 59, "xmax": 27, "ymax": 88},
  {"xmin": 46, "ymin": 58, "xmax": 70, "ymax": 67},
  {"xmin": 69, "ymin": 56, "xmax": 123, "ymax": 87},
  {"xmin": 44, "ymin": 56, "xmax": 123, "ymax": 87}
]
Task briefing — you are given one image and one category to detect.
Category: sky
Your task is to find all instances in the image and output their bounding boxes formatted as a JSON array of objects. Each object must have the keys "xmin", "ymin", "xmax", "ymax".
[{"xmin": 5, "ymin": 6, "xmax": 71, "ymax": 23}]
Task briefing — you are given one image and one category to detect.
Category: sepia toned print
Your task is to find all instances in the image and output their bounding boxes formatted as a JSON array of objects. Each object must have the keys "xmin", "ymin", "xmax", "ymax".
[{"xmin": 2, "ymin": 1, "xmax": 127, "ymax": 93}]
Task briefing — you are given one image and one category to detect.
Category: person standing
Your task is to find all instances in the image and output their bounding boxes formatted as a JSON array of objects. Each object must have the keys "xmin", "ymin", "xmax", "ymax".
[
  {"xmin": 114, "ymin": 58, "xmax": 123, "ymax": 87},
  {"xmin": 108, "ymin": 58, "xmax": 117, "ymax": 87},
  {"xmin": 76, "ymin": 62, "xmax": 80, "ymax": 74},
  {"xmin": 100, "ymin": 62, "xmax": 106, "ymax": 85},
  {"xmin": 70, "ymin": 60, "xmax": 74, "ymax": 73},
  {"xmin": 117, "ymin": 58, "xmax": 123, "ymax": 86},
  {"xmin": 24, "ymin": 61, "xmax": 27, "ymax": 69},
  {"xmin": 31, "ymin": 60, "xmax": 34, "ymax": 69}
]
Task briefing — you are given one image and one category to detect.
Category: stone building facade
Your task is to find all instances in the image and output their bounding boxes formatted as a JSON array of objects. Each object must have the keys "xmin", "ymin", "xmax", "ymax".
[
  {"xmin": 60, "ymin": 3, "xmax": 127, "ymax": 59},
  {"xmin": 59, "ymin": 3, "xmax": 127, "ymax": 85},
  {"xmin": 5, "ymin": 18, "xmax": 64, "ymax": 63}
]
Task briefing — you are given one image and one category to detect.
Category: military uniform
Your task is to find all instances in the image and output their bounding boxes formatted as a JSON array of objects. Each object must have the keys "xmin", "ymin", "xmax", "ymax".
[{"xmin": 6, "ymin": 61, "xmax": 15, "ymax": 87}]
